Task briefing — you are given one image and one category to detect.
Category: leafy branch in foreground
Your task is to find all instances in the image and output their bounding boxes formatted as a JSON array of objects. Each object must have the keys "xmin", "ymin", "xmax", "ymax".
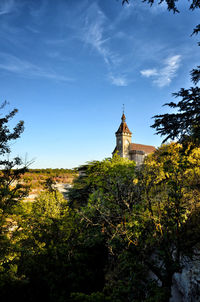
[
  {"xmin": 151, "ymin": 87, "xmax": 200, "ymax": 144},
  {"xmin": 122, "ymin": 0, "xmax": 200, "ymax": 13}
]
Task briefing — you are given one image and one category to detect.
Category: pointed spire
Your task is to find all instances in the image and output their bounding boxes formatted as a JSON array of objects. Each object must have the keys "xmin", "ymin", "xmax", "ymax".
[
  {"xmin": 116, "ymin": 108, "xmax": 132, "ymax": 135},
  {"xmin": 121, "ymin": 104, "xmax": 126, "ymax": 122},
  {"xmin": 121, "ymin": 113, "xmax": 126, "ymax": 122}
]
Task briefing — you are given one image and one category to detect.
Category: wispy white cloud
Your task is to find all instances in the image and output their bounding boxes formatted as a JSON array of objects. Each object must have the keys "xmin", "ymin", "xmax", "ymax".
[
  {"xmin": 140, "ymin": 55, "xmax": 181, "ymax": 87},
  {"xmin": 154, "ymin": 55, "xmax": 181, "ymax": 87},
  {"xmin": 0, "ymin": 53, "xmax": 73, "ymax": 82},
  {"xmin": 140, "ymin": 68, "xmax": 158, "ymax": 77},
  {"xmin": 81, "ymin": 3, "xmax": 124, "ymax": 86},
  {"xmin": 83, "ymin": 5, "xmax": 120, "ymax": 67},
  {"xmin": 109, "ymin": 73, "xmax": 128, "ymax": 87},
  {"xmin": 123, "ymin": 0, "xmax": 167, "ymax": 15},
  {"xmin": 0, "ymin": 0, "xmax": 15, "ymax": 15},
  {"xmin": 110, "ymin": 0, "xmax": 167, "ymax": 29}
]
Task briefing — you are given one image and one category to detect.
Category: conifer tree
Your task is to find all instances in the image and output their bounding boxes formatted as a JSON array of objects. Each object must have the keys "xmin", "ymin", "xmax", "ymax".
[{"xmin": 0, "ymin": 101, "xmax": 29, "ymax": 279}]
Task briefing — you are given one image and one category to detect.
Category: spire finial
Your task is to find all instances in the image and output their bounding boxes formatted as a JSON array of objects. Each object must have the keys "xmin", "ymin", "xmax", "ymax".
[{"xmin": 121, "ymin": 104, "xmax": 126, "ymax": 122}]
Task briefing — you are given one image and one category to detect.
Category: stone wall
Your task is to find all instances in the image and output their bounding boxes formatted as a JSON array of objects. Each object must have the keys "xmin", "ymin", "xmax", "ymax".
[{"xmin": 130, "ymin": 150, "xmax": 145, "ymax": 166}]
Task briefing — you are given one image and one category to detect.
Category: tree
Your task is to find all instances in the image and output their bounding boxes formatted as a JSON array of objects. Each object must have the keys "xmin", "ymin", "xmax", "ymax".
[
  {"xmin": 73, "ymin": 155, "xmax": 136, "ymax": 245},
  {"xmin": 136, "ymin": 142, "xmax": 200, "ymax": 301},
  {"xmin": 151, "ymin": 14, "xmax": 200, "ymax": 145},
  {"xmin": 68, "ymin": 163, "xmax": 96, "ymax": 208},
  {"xmin": 3, "ymin": 186, "xmax": 109, "ymax": 302},
  {"xmin": 151, "ymin": 87, "xmax": 200, "ymax": 145},
  {"xmin": 71, "ymin": 155, "xmax": 162, "ymax": 301},
  {"xmin": 0, "ymin": 101, "xmax": 29, "ymax": 295},
  {"xmin": 76, "ymin": 146, "xmax": 200, "ymax": 301},
  {"xmin": 0, "ymin": 101, "xmax": 28, "ymax": 242},
  {"xmin": 0, "ymin": 102, "xmax": 27, "ymax": 216},
  {"xmin": 2, "ymin": 190, "xmax": 73, "ymax": 301}
]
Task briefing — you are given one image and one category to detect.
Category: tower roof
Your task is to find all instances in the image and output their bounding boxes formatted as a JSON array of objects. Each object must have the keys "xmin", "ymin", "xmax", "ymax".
[
  {"xmin": 116, "ymin": 113, "xmax": 132, "ymax": 135},
  {"xmin": 121, "ymin": 113, "xmax": 126, "ymax": 122}
]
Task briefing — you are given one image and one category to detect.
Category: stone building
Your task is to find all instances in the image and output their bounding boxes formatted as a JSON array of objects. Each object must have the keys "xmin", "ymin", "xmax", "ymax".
[{"xmin": 112, "ymin": 113, "xmax": 156, "ymax": 165}]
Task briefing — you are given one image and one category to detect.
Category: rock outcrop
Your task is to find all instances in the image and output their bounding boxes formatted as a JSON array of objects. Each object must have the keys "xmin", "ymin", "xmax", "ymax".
[{"xmin": 171, "ymin": 257, "xmax": 200, "ymax": 302}]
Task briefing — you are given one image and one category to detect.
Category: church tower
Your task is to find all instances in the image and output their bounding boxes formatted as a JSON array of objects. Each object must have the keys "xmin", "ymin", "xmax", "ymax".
[
  {"xmin": 114, "ymin": 112, "xmax": 132, "ymax": 158},
  {"xmin": 113, "ymin": 111, "xmax": 156, "ymax": 165}
]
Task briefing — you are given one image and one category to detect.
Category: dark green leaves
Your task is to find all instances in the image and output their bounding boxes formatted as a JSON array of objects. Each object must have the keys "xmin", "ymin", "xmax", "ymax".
[{"xmin": 152, "ymin": 87, "xmax": 200, "ymax": 144}]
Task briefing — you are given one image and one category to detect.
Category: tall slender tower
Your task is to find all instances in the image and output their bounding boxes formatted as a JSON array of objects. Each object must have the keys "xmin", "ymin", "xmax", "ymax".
[{"xmin": 114, "ymin": 112, "xmax": 132, "ymax": 158}]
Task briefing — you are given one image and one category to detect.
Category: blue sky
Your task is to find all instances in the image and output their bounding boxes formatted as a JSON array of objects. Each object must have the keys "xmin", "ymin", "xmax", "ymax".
[{"xmin": 0, "ymin": 0, "xmax": 199, "ymax": 168}]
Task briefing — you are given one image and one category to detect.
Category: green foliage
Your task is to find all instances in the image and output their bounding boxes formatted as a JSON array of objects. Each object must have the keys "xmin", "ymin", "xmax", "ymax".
[
  {"xmin": 134, "ymin": 143, "xmax": 200, "ymax": 300},
  {"xmin": 70, "ymin": 155, "xmax": 136, "ymax": 245},
  {"xmin": 70, "ymin": 145, "xmax": 200, "ymax": 302},
  {"xmin": 69, "ymin": 154, "xmax": 136, "ymax": 209},
  {"xmin": 1, "ymin": 146, "xmax": 200, "ymax": 301},
  {"xmin": 151, "ymin": 87, "xmax": 200, "ymax": 145},
  {"xmin": 1, "ymin": 2, "xmax": 200, "ymax": 301},
  {"xmin": 0, "ymin": 102, "xmax": 29, "ymax": 296},
  {"xmin": 0, "ymin": 188, "xmax": 108, "ymax": 301},
  {"xmin": 70, "ymin": 292, "xmax": 111, "ymax": 302},
  {"xmin": 33, "ymin": 190, "xmax": 67, "ymax": 219},
  {"xmin": 0, "ymin": 101, "xmax": 24, "ymax": 155},
  {"xmin": 1, "ymin": 112, "xmax": 200, "ymax": 302}
]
